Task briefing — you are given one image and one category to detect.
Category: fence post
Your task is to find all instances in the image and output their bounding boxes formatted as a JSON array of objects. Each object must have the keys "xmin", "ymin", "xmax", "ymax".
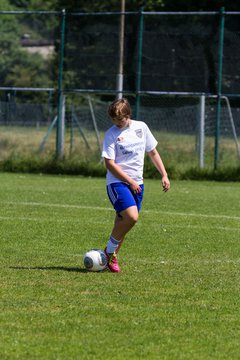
[
  {"xmin": 116, "ymin": 0, "xmax": 125, "ymax": 100},
  {"xmin": 135, "ymin": 7, "xmax": 144, "ymax": 120},
  {"xmin": 214, "ymin": 7, "xmax": 225, "ymax": 170},
  {"xmin": 56, "ymin": 9, "xmax": 66, "ymax": 159},
  {"xmin": 199, "ymin": 95, "xmax": 205, "ymax": 168}
]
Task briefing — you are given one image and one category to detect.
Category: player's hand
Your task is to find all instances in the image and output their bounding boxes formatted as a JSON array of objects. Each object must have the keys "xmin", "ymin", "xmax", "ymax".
[
  {"xmin": 129, "ymin": 181, "xmax": 142, "ymax": 194},
  {"xmin": 162, "ymin": 175, "xmax": 170, "ymax": 192}
]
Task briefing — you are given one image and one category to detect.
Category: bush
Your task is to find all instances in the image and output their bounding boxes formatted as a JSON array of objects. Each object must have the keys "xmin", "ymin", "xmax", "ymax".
[
  {"xmin": 181, "ymin": 166, "xmax": 240, "ymax": 182},
  {"xmin": 0, "ymin": 155, "xmax": 240, "ymax": 181},
  {"xmin": 0, "ymin": 156, "xmax": 106, "ymax": 177}
]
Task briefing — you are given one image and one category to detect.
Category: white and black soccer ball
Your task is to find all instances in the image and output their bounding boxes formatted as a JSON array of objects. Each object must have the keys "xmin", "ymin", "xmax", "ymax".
[{"xmin": 83, "ymin": 249, "xmax": 107, "ymax": 272}]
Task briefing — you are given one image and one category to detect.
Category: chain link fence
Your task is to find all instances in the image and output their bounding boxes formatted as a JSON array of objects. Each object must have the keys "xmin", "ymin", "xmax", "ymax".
[{"xmin": 0, "ymin": 10, "xmax": 240, "ymax": 171}]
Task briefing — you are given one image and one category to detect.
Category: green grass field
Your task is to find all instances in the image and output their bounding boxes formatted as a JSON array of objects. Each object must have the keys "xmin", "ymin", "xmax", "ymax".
[{"xmin": 1, "ymin": 173, "xmax": 240, "ymax": 360}]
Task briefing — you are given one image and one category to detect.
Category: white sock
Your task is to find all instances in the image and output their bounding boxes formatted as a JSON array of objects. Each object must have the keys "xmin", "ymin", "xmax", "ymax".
[{"xmin": 106, "ymin": 236, "xmax": 120, "ymax": 254}]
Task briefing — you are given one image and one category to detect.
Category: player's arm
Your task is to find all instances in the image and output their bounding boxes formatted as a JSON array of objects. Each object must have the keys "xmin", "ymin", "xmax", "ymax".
[
  {"xmin": 147, "ymin": 148, "xmax": 170, "ymax": 192},
  {"xmin": 104, "ymin": 158, "xmax": 141, "ymax": 193}
]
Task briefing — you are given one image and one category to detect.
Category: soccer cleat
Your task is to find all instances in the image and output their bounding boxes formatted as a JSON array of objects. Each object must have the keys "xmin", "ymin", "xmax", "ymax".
[{"xmin": 104, "ymin": 248, "xmax": 121, "ymax": 273}]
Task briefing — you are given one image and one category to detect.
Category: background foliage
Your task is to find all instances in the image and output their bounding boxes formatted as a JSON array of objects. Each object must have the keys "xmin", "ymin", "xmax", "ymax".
[
  {"xmin": 0, "ymin": 0, "xmax": 239, "ymax": 97},
  {"xmin": 48, "ymin": 0, "xmax": 240, "ymax": 12}
]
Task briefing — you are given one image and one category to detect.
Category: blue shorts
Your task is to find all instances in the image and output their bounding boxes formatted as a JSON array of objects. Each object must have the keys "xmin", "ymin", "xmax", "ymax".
[{"xmin": 107, "ymin": 182, "xmax": 144, "ymax": 214}]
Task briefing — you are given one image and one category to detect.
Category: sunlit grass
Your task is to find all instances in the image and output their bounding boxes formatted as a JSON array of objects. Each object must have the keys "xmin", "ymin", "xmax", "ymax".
[
  {"xmin": 0, "ymin": 173, "xmax": 240, "ymax": 359},
  {"xmin": 0, "ymin": 126, "xmax": 239, "ymax": 172}
]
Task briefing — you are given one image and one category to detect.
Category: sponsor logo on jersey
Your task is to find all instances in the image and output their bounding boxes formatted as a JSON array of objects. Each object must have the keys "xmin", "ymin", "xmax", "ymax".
[{"xmin": 117, "ymin": 136, "xmax": 124, "ymax": 142}]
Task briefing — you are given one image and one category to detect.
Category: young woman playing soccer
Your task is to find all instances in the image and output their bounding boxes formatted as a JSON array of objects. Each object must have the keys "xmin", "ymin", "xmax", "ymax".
[{"xmin": 102, "ymin": 98, "xmax": 170, "ymax": 272}]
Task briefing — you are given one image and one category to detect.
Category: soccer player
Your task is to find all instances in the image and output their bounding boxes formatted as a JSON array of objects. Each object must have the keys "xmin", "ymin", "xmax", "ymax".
[{"xmin": 102, "ymin": 98, "xmax": 170, "ymax": 272}]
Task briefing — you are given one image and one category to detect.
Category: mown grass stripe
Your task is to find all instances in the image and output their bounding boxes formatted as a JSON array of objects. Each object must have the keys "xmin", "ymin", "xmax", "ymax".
[
  {"xmin": 1, "ymin": 201, "xmax": 240, "ymax": 221},
  {"xmin": 0, "ymin": 215, "xmax": 239, "ymax": 232}
]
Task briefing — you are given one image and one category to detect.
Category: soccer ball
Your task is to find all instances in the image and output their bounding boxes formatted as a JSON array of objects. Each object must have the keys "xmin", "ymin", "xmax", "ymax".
[{"xmin": 83, "ymin": 249, "xmax": 108, "ymax": 272}]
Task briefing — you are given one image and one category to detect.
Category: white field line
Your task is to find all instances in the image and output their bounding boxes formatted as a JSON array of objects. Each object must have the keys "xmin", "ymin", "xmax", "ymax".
[
  {"xmin": 1, "ymin": 200, "xmax": 240, "ymax": 222},
  {"xmin": 7, "ymin": 251, "xmax": 240, "ymax": 265},
  {"xmin": 132, "ymin": 258, "xmax": 240, "ymax": 265},
  {"xmin": 0, "ymin": 215, "xmax": 110, "ymax": 224}
]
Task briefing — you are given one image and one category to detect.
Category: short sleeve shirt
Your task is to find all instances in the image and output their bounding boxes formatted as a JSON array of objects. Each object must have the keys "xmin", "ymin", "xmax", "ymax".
[{"xmin": 102, "ymin": 120, "xmax": 158, "ymax": 185}]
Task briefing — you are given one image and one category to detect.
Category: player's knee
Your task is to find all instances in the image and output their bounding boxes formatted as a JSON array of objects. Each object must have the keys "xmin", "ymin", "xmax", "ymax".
[
  {"xmin": 121, "ymin": 207, "xmax": 139, "ymax": 226},
  {"xmin": 127, "ymin": 212, "xmax": 138, "ymax": 225}
]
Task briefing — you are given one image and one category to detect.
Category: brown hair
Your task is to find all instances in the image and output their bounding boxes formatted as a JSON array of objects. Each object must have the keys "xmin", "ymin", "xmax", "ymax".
[{"xmin": 108, "ymin": 98, "xmax": 131, "ymax": 119}]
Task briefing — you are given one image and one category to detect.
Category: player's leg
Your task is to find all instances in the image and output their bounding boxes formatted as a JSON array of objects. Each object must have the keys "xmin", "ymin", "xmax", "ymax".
[
  {"xmin": 104, "ymin": 183, "xmax": 144, "ymax": 272},
  {"xmin": 112, "ymin": 205, "xmax": 139, "ymax": 240},
  {"xmin": 112, "ymin": 205, "xmax": 138, "ymax": 253},
  {"xmin": 114, "ymin": 184, "xmax": 144, "ymax": 253},
  {"xmin": 104, "ymin": 205, "xmax": 138, "ymax": 272}
]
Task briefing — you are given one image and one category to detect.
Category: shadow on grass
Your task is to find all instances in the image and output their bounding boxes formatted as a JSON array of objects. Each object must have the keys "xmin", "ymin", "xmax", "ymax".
[{"xmin": 9, "ymin": 266, "xmax": 88, "ymax": 273}]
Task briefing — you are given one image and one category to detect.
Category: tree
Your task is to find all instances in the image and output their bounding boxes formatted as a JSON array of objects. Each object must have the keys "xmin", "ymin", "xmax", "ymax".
[
  {"xmin": 50, "ymin": 0, "xmax": 240, "ymax": 12},
  {"xmin": 50, "ymin": 0, "xmax": 162, "ymax": 12},
  {"xmin": 0, "ymin": 1, "xmax": 57, "ymax": 102},
  {"xmin": 2, "ymin": 0, "xmax": 240, "ymax": 98},
  {"xmin": 9, "ymin": 0, "xmax": 53, "ymax": 10},
  {"xmin": 161, "ymin": 0, "xmax": 240, "ymax": 11},
  {"xmin": 0, "ymin": 10, "xmax": 21, "ymax": 85}
]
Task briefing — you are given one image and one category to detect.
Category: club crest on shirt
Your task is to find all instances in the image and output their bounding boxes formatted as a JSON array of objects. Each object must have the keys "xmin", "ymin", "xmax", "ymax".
[{"xmin": 135, "ymin": 129, "xmax": 143, "ymax": 138}]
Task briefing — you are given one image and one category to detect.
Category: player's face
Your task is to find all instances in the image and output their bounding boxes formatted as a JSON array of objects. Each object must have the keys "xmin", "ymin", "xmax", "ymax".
[{"xmin": 112, "ymin": 116, "xmax": 129, "ymax": 128}]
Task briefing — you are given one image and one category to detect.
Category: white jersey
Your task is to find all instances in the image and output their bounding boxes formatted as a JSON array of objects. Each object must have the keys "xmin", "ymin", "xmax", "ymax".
[{"xmin": 102, "ymin": 120, "xmax": 158, "ymax": 185}]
